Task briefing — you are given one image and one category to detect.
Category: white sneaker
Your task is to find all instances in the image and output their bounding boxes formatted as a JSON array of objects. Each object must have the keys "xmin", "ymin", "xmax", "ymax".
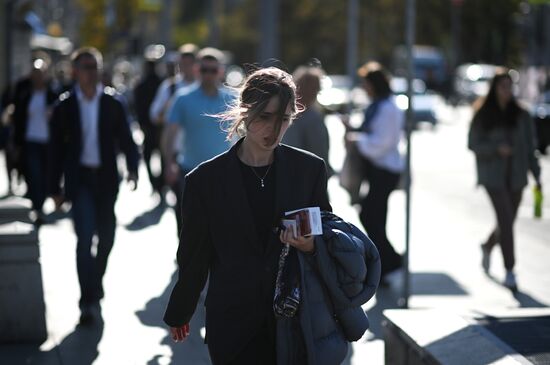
[
  {"xmin": 481, "ymin": 245, "xmax": 491, "ymax": 273},
  {"xmin": 503, "ymin": 271, "xmax": 518, "ymax": 291}
]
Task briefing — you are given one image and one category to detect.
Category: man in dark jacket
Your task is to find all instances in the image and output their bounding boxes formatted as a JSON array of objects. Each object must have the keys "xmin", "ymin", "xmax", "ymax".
[
  {"xmin": 49, "ymin": 47, "xmax": 139, "ymax": 325},
  {"xmin": 133, "ymin": 46, "xmax": 163, "ymax": 195}
]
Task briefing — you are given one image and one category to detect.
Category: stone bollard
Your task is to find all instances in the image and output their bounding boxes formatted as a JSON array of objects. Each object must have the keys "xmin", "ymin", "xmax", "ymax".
[
  {"xmin": 0, "ymin": 221, "xmax": 47, "ymax": 343},
  {"xmin": 0, "ymin": 196, "xmax": 32, "ymax": 224}
]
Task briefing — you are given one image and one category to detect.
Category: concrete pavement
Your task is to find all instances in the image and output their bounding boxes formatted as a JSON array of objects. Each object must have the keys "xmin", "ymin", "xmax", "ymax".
[{"xmin": 0, "ymin": 103, "xmax": 549, "ymax": 364}]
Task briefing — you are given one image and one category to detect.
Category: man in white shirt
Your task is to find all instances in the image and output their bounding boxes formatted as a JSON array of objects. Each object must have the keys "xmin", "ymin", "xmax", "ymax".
[
  {"xmin": 149, "ymin": 43, "xmax": 199, "ymax": 125},
  {"xmin": 49, "ymin": 47, "xmax": 139, "ymax": 325}
]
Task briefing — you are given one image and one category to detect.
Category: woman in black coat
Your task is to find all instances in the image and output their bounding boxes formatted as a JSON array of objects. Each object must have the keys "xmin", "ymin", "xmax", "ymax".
[{"xmin": 163, "ymin": 67, "xmax": 332, "ymax": 364}]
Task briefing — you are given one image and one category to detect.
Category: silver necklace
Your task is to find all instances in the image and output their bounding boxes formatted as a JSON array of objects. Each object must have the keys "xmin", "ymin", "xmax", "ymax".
[{"xmin": 250, "ymin": 164, "xmax": 273, "ymax": 188}]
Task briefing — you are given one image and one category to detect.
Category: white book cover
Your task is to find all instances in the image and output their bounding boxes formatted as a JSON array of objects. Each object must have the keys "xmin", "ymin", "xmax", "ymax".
[{"xmin": 282, "ymin": 206, "xmax": 322, "ymax": 236}]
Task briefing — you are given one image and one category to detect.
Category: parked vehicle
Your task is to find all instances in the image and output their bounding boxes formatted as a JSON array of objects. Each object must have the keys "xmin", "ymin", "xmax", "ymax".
[
  {"xmin": 392, "ymin": 45, "xmax": 448, "ymax": 93},
  {"xmin": 391, "ymin": 77, "xmax": 441, "ymax": 126},
  {"xmin": 317, "ymin": 74, "xmax": 367, "ymax": 113},
  {"xmin": 453, "ymin": 63, "xmax": 498, "ymax": 104}
]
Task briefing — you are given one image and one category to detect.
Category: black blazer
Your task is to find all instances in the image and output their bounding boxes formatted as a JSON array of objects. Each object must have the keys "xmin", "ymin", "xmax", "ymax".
[
  {"xmin": 48, "ymin": 87, "xmax": 139, "ymax": 200},
  {"xmin": 164, "ymin": 139, "xmax": 331, "ymax": 364},
  {"xmin": 12, "ymin": 78, "xmax": 58, "ymax": 147}
]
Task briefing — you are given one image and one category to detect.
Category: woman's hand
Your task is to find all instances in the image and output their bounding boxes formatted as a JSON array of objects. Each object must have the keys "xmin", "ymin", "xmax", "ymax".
[
  {"xmin": 279, "ymin": 228, "xmax": 315, "ymax": 253},
  {"xmin": 170, "ymin": 324, "xmax": 190, "ymax": 342}
]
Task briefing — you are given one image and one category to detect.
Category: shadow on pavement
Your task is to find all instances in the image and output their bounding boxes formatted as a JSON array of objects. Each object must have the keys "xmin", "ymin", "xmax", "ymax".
[
  {"xmin": 366, "ymin": 271, "xmax": 469, "ymax": 339},
  {"xmin": 0, "ymin": 317, "xmax": 104, "ymax": 365},
  {"xmin": 136, "ymin": 270, "xmax": 211, "ymax": 365},
  {"xmin": 512, "ymin": 291, "xmax": 548, "ymax": 308},
  {"xmin": 124, "ymin": 200, "xmax": 166, "ymax": 231},
  {"xmin": 52, "ymin": 317, "xmax": 104, "ymax": 364},
  {"xmin": 485, "ymin": 274, "xmax": 547, "ymax": 307},
  {"xmin": 410, "ymin": 272, "xmax": 468, "ymax": 296},
  {"xmin": 366, "ymin": 284, "xmax": 403, "ymax": 339}
]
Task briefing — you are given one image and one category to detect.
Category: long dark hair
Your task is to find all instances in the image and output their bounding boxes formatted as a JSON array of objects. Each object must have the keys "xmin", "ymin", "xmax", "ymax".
[
  {"xmin": 472, "ymin": 69, "xmax": 521, "ymax": 130},
  {"xmin": 221, "ymin": 67, "xmax": 300, "ymax": 140}
]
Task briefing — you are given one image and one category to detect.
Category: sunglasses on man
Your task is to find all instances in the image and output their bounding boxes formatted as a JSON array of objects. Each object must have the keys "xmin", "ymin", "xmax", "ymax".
[
  {"xmin": 200, "ymin": 66, "xmax": 218, "ymax": 75},
  {"xmin": 78, "ymin": 63, "xmax": 98, "ymax": 71}
]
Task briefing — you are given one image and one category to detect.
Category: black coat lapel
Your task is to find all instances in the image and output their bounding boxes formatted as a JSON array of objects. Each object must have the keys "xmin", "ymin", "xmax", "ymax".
[
  {"xmin": 273, "ymin": 145, "xmax": 293, "ymax": 223},
  {"xmin": 69, "ymin": 93, "xmax": 82, "ymax": 147}
]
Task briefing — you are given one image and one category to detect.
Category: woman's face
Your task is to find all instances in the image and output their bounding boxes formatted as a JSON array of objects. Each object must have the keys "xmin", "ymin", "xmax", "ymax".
[
  {"xmin": 246, "ymin": 95, "xmax": 292, "ymax": 151},
  {"xmin": 495, "ymin": 77, "xmax": 513, "ymax": 107}
]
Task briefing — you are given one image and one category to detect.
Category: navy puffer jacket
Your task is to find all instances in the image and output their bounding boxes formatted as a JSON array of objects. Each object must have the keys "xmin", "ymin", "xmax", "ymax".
[
  {"xmin": 276, "ymin": 212, "xmax": 381, "ymax": 365},
  {"xmin": 314, "ymin": 212, "xmax": 381, "ymax": 341}
]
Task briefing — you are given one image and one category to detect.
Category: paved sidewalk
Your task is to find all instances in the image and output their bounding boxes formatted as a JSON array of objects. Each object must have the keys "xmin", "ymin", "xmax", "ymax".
[{"xmin": 0, "ymin": 104, "xmax": 549, "ymax": 364}]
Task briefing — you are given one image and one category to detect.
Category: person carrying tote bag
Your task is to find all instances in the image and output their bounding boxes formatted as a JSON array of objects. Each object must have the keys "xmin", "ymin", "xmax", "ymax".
[{"xmin": 341, "ymin": 62, "xmax": 405, "ymax": 284}]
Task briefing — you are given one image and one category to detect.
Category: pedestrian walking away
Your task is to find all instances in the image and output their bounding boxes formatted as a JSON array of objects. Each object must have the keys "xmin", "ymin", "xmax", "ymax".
[
  {"xmin": 468, "ymin": 68, "xmax": 542, "ymax": 291},
  {"xmin": 48, "ymin": 47, "xmax": 140, "ymax": 326}
]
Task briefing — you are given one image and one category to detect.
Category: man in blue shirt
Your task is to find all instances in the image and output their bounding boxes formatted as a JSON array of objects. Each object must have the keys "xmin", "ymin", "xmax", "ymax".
[{"xmin": 162, "ymin": 47, "xmax": 233, "ymax": 236}]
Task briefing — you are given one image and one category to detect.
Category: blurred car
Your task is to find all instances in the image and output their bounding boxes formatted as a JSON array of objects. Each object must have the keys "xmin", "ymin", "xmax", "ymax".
[
  {"xmin": 317, "ymin": 74, "xmax": 368, "ymax": 113},
  {"xmin": 453, "ymin": 63, "xmax": 498, "ymax": 104},
  {"xmin": 317, "ymin": 74, "xmax": 352, "ymax": 113},
  {"xmin": 531, "ymin": 90, "xmax": 550, "ymax": 154},
  {"xmin": 391, "ymin": 77, "xmax": 441, "ymax": 126}
]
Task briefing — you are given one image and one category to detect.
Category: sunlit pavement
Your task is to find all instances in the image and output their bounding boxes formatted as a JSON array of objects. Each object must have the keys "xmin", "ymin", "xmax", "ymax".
[{"xmin": 0, "ymin": 103, "xmax": 549, "ymax": 364}]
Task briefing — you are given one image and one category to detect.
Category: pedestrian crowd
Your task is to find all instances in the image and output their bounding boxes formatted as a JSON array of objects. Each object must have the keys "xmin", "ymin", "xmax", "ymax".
[{"xmin": 0, "ymin": 42, "xmax": 543, "ymax": 365}]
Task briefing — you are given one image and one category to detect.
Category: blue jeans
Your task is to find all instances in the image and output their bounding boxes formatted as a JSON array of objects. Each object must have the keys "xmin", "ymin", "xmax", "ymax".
[
  {"xmin": 25, "ymin": 141, "xmax": 49, "ymax": 212},
  {"xmin": 71, "ymin": 169, "xmax": 117, "ymax": 308}
]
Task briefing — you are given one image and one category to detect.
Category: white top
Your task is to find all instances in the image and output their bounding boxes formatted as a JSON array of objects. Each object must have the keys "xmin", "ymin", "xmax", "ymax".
[
  {"xmin": 25, "ymin": 90, "xmax": 49, "ymax": 143},
  {"xmin": 149, "ymin": 75, "xmax": 197, "ymax": 123},
  {"xmin": 76, "ymin": 84, "xmax": 103, "ymax": 168},
  {"xmin": 353, "ymin": 98, "xmax": 404, "ymax": 173}
]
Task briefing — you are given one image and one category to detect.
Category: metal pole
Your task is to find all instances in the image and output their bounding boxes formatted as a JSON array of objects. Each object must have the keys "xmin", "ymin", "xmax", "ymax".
[
  {"xmin": 347, "ymin": 0, "xmax": 359, "ymax": 90},
  {"xmin": 5, "ymin": 0, "xmax": 14, "ymax": 86},
  {"xmin": 160, "ymin": 0, "xmax": 172, "ymax": 48},
  {"xmin": 208, "ymin": 0, "xmax": 221, "ymax": 47},
  {"xmin": 258, "ymin": 0, "xmax": 279, "ymax": 63},
  {"xmin": 402, "ymin": 0, "xmax": 416, "ymax": 309}
]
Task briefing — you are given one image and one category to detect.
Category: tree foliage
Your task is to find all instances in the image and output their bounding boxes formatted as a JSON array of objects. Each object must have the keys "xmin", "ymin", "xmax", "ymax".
[{"xmin": 77, "ymin": 0, "xmax": 530, "ymax": 72}]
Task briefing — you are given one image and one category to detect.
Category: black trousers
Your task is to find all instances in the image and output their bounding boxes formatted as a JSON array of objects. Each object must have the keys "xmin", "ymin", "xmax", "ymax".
[
  {"xmin": 142, "ymin": 124, "xmax": 164, "ymax": 193},
  {"xmin": 225, "ymin": 320, "xmax": 276, "ymax": 365},
  {"xmin": 72, "ymin": 168, "xmax": 117, "ymax": 307},
  {"xmin": 484, "ymin": 187, "xmax": 523, "ymax": 271},
  {"xmin": 359, "ymin": 159, "xmax": 402, "ymax": 276}
]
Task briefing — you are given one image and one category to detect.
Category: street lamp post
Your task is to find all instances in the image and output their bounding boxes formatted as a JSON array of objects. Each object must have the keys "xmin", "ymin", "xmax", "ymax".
[
  {"xmin": 347, "ymin": 0, "xmax": 359, "ymax": 91},
  {"xmin": 402, "ymin": 0, "xmax": 416, "ymax": 309},
  {"xmin": 258, "ymin": 0, "xmax": 279, "ymax": 63},
  {"xmin": 2, "ymin": 0, "xmax": 14, "ymax": 88}
]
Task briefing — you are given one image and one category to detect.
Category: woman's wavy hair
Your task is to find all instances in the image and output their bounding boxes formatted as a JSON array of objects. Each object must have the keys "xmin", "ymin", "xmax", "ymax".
[
  {"xmin": 221, "ymin": 67, "xmax": 301, "ymax": 140},
  {"xmin": 472, "ymin": 68, "xmax": 521, "ymax": 130}
]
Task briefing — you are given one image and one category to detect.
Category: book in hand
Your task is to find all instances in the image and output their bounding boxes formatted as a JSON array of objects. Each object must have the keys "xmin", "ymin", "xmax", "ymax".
[{"xmin": 281, "ymin": 207, "xmax": 323, "ymax": 237}]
